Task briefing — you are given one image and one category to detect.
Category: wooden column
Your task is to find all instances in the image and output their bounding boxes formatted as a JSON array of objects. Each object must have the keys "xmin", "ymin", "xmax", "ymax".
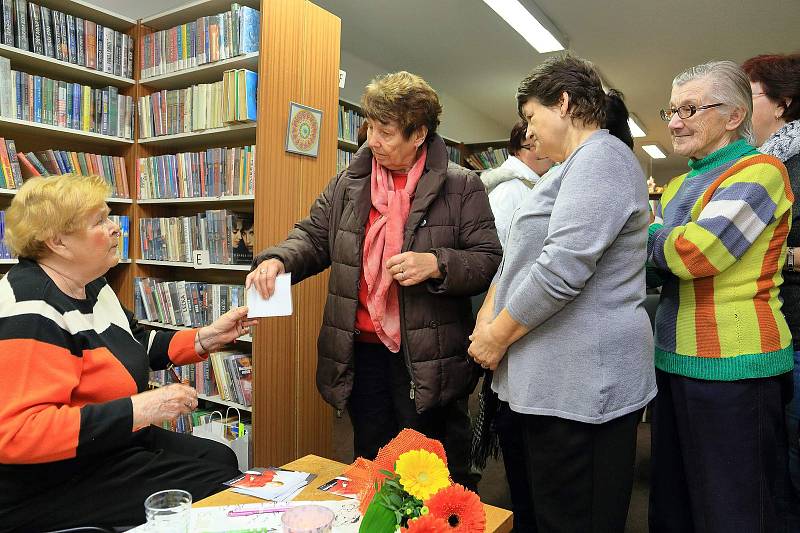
[{"xmin": 251, "ymin": 0, "xmax": 340, "ymax": 466}]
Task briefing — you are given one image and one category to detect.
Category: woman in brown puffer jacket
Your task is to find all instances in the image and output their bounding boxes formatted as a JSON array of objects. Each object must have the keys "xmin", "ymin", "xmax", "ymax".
[{"xmin": 247, "ymin": 71, "xmax": 501, "ymax": 488}]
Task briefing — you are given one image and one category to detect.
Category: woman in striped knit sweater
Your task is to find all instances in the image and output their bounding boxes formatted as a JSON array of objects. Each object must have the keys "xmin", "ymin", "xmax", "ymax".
[{"xmin": 648, "ymin": 61, "xmax": 794, "ymax": 532}]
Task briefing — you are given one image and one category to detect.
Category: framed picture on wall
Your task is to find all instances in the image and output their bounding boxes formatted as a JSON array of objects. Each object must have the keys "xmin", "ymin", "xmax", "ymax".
[{"xmin": 285, "ymin": 102, "xmax": 323, "ymax": 157}]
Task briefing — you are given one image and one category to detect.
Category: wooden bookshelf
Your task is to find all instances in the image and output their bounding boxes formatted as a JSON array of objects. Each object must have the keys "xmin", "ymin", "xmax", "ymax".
[
  {"xmin": 140, "ymin": 52, "xmax": 260, "ymax": 90},
  {"xmin": 137, "ymin": 195, "xmax": 255, "ymax": 205},
  {"xmin": 128, "ymin": 0, "xmax": 341, "ymax": 466},
  {"xmin": 135, "ymin": 259, "xmax": 251, "ymax": 271},
  {"xmin": 0, "ymin": 258, "xmax": 18, "ymax": 264},
  {"xmin": 0, "ymin": 43, "xmax": 134, "ymax": 87},
  {"xmin": 137, "ymin": 123, "xmax": 257, "ymax": 149},
  {"xmin": 0, "ymin": 117, "xmax": 134, "ymax": 146},
  {"xmin": 138, "ymin": 319, "xmax": 252, "ymax": 343}
]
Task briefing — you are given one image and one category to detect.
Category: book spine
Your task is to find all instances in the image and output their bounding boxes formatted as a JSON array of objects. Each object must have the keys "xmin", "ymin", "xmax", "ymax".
[
  {"xmin": 14, "ymin": 0, "xmax": 28, "ymax": 51},
  {"xmin": 113, "ymin": 30, "xmax": 122, "ymax": 77},
  {"xmin": 1, "ymin": 0, "xmax": 13, "ymax": 46},
  {"xmin": 28, "ymin": 2, "xmax": 42, "ymax": 55},
  {"xmin": 39, "ymin": 6, "xmax": 52, "ymax": 57},
  {"xmin": 75, "ymin": 17, "xmax": 84, "ymax": 66},
  {"xmin": 65, "ymin": 14, "xmax": 76, "ymax": 64},
  {"xmin": 52, "ymin": 9, "xmax": 62, "ymax": 60},
  {"xmin": 102, "ymin": 27, "xmax": 113, "ymax": 74},
  {"xmin": 5, "ymin": 139, "xmax": 23, "ymax": 188},
  {"xmin": 32, "ymin": 74, "xmax": 40, "ymax": 122},
  {"xmin": 85, "ymin": 20, "xmax": 96, "ymax": 69}
]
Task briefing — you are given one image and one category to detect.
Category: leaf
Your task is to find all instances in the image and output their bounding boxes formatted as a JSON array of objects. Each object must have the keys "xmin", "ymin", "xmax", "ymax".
[{"xmin": 360, "ymin": 495, "xmax": 398, "ymax": 533}]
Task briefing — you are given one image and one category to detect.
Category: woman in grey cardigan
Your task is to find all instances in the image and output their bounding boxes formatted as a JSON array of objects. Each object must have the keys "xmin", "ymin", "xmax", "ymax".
[{"xmin": 469, "ymin": 54, "xmax": 656, "ymax": 533}]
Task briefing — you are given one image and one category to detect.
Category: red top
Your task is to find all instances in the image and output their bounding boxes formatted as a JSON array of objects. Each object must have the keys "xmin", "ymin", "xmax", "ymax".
[{"xmin": 355, "ymin": 173, "xmax": 407, "ymax": 343}]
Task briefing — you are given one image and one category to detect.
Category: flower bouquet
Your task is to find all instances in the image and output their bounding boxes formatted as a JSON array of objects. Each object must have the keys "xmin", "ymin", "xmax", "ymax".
[{"xmin": 343, "ymin": 429, "xmax": 486, "ymax": 532}]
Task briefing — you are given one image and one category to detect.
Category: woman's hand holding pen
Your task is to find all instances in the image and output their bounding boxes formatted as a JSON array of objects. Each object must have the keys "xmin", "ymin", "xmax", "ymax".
[
  {"xmin": 195, "ymin": 306, "xmax": 259, "ymax": 354},
  {"xmin": 130, "ymin": 384, "xmax": 198, "ymax": 431}
]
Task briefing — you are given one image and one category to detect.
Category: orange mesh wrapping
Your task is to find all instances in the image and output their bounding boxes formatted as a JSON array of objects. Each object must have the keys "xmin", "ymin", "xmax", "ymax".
[{"xmin": 342, "ymin": 428, "xmax": 449, "ymax": 514}]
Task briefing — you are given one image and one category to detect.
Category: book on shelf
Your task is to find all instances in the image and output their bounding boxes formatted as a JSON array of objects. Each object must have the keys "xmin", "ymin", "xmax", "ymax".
[
  {"xmin": 138, "ymin": 70, "xmax": 256, "ymax": 138},
  {"xmin": 109, "ymin": 215, "xmax": 129, "ymax": 260},
  {"xmin": 137, "ymin": 144, "xmax": 255, "ymax": 199},
  {"xmin": 0, "ymin": 2, "xmax": 133, "ymax": 78},
  {"xmin": 0, "ymin": 138, "xmax": 23, "ymax": 189},
  {"xmin": 1, "ymin": 67, "xmax": 134, "ymax": 139},
  {"xmin": 139, "ymin": 209, "xmax": 254, "ymax": 265},
  {"xmin": 134, "ymin": 277, "xmax": 246, "ymax": 328},
  {"xmin": 336, "ymin": 148, "xmax": 353, "ymax": 174},
  {"xmin": 0, "ymin": 210, "xmax": 13, "ymax": 259},
  {"xmin": 465, "ymin": 147, "xmax": 509, "ymax": 170},
  {"xmin": 140, "ymin": 3, "xmax": 260, "ymax": 79},
  {"xmin": 337, "ymin": 104, "xmax": 364, "ymax": 145}
]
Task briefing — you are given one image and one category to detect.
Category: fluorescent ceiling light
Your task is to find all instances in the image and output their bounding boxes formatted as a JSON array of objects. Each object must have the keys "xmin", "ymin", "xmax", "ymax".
[
  {"xmin": 642, "ymin": 144, "xmax": 667, "ymax": 159},
  {"xmin": 482, "ymin": 0, "xmax": 565, "ymax": 53},
  {"xmin": 627, "ymin": 115, "xmax": 646, "ymax": 138}
]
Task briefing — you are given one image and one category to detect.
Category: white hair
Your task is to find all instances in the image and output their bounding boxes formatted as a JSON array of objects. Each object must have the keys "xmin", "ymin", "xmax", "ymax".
[{"xmin": 673, "ymin": 60, "xmax": 754, "ymax": 144}]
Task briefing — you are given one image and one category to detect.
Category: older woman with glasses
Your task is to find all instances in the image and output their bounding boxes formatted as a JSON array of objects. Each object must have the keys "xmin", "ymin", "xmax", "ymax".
[{"xmin": 648, "ymin": 60, "xmax": 794, "ymax": 533}]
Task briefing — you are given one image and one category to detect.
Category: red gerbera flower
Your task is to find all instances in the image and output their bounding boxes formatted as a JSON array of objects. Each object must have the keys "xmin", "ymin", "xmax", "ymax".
[
  {"xmin": 405, "ymin": 514, "xmax": 451, "ymax": 533},
  {"xmin": 425, "ymin": 484, "xmax": 486, "ymax": 532}
]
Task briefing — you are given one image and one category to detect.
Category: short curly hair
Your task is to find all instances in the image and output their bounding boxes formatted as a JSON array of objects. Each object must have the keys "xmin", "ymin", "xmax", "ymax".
[
  {"xmin": 361, "ymin": 71, "xmax": 442, "ymax": 141},
  {"xmin": 517, "ymin": 54, "xmax": 606, "ymax": 128},
  {"xmin": 5, "ymin": 174, "xmax": 111, "ymax": 259}
]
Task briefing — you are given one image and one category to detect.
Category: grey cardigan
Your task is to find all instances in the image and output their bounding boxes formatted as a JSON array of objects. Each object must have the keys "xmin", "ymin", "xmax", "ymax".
[{"xmin": 491, "ymin": 130, "xmax": 657, "ymax": 423}]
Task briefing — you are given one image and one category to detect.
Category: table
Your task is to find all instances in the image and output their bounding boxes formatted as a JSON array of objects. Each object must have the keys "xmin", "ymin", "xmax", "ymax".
[{"xmin": 196, "ymin": 454, "xmax": 513, "ymax": 532}]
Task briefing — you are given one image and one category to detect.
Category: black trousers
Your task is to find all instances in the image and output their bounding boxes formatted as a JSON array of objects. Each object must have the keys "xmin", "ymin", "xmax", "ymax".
[
  {"xmin": 347, "ymin": 341, "xmax": 476, "ymax": 491},
  {"xmin": 649, "ymin": 369, "xmax": 791, "ymax": 533},
  {"xmin": 520, "ymin": 408, "xmax": 641, "ymax": 533},
  {"xmin": 496, "ymin": 401, "xmax": 537, "ymax": 532},
  {"xmin": 0, "ymin": 425, "xmax": 241, "ymax": 532}
]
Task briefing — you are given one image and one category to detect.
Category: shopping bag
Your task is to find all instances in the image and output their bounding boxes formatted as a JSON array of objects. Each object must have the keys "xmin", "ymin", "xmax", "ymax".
[{"xmin": 192, "ymin": 408, "xmax": 252, "ymax": 471}]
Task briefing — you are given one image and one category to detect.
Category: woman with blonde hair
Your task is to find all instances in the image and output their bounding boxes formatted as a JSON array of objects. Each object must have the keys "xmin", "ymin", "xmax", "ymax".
[{"xmin": 0, "ymin": 174, "xmax": 256, "ymax": 531}]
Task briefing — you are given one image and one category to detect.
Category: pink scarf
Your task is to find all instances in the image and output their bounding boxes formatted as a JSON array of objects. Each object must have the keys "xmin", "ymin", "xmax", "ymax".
[{"xmin": 362, "ymin": 147, "xmax": 427, "ymax": 352}]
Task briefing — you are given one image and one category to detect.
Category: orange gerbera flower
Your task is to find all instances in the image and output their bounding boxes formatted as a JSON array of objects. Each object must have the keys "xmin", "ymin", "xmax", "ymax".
[
  {"xmin": 405, "ymin": 514, "xmax": 451, "ymax": 533},
  {"xmin": 425, "ymin": 484, "xmax": 486, "ymax": 532}
]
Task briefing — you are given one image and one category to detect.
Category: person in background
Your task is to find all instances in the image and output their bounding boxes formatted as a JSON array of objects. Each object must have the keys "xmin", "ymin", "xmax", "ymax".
[
  {"xmin": 0, "ymin": 174, "xmax": 257, "ymax": 531},
  {"xmin": 743, "ymin": 52, "xmax": 800, "ymax": 532},
  {"xmin": 247, "ymin": 71, "xmax": 502, "ymax": 489},
  {"xmin": 469, "ymin": 54, "xmax": 655, "ymax": 533},
  {"xmin": 648, "ymin": 60, "xmax": 794, "ymax": 533},
  {"xmin": 480, "ymin": 120, "xmax": 554, "ymax": 244}
]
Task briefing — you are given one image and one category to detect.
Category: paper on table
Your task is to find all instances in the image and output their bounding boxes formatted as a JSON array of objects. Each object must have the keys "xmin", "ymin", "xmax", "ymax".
[{"xmin": 247, "ymin": 273, "xmax": 292, "ymax": 317}]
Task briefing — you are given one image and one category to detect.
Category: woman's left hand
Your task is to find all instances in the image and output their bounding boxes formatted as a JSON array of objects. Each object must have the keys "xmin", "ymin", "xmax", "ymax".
[
  {"xmin": 468, "ymin": 321, "xmax": 508, "ymax": 371},
  {"xmin": 386, "ymin": 252, "xmax": 442, "ymax": 286},
  {"xmin": 196, "ymin": 306, "xmax": 259, "ymax": 353}
]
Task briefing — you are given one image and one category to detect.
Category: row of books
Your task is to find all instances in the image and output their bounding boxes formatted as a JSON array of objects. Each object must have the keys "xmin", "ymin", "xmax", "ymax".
[
  {"xmin": 338, "ymin": 104, "xmax": 364, "ymax": 144},
  {"xmin": 134, "ymin": 277, "xmax": 246, "ymax": 329},
  {"xmin": 336, "ymin": 148, "xmax": 353, "ymax": 174},
  {"xmin": 465, "ymin": 147, "xmax": 509, "ymax": 170},
  {"xmin": 0, "ymin": 60, "xmax": 135, "ymax": 139},
  {"xmin": 139, "ymin": 210, "xmax": 254, "ymax": 265},
  {"xmin": 109, "ymin": 215, "xmax": 129, "ymax": 261},
  {"xmin": 1, "ymin": 0, "xmax": 134, "ymax": 79},
  {"xmin": 137, "ymin": 69, "xmax": 256, "ymax": 138},
  {"xmin": 0, "ymin": 137, "xmax": 22, "ymax": 189},
  {"xmin": 151, "ymin": 349, "xmax": 252, "ymax": 408},
  {"xmin": 13, "ymin": 147, "xmax": 129, "ymax": 198},
  {"xmin": 140, "ymin": 3, "xmax": 260, "ymax": 79},
  {"xmin": 446, "ymin": 144, "xmax": 461, "ymax": 164},
  {"xmin": 0, "ymin": 211, "xmax": 11, "ymax": 259},
  {"xmin": 137, "ymin": 145, "xmax": 255, "ymax": 200}
]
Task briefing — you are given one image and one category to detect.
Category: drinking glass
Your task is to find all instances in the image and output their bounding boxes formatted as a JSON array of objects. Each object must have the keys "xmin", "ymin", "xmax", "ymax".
[
  {"xmin": 281, "ymin": 504, "xmax": 335, "ymax": 533},
  {"xmin": 144, "ymin": 489, "xmax": 192, "ymax": 532}
]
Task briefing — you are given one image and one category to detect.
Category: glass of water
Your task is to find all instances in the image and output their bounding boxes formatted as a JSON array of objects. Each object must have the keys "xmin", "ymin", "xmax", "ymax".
[
  {"xmin": 281, "ymin": 504, "xmax": 335, "ymax": 533},
  {"xmin": 144, "ymin": 489, "xmax": 191, "ymax": 532}
]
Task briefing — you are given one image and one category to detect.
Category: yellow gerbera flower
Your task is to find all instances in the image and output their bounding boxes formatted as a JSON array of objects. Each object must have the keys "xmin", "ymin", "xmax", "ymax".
[{"xmin": 395, "ymin": 449, "xmax": 451, "ymax": 500}]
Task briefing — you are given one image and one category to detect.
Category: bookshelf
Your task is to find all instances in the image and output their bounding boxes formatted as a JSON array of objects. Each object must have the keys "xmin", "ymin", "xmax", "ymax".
[
  {"xmin": 131, "ymin": 0, "xmax": 341, "ymax": 466},
  {"xmin": 0, "ymin": 0, "xmax": 137, "ymax": 281}
]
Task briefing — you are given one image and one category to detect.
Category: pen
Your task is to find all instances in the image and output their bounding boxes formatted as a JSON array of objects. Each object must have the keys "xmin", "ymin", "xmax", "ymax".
[
  {"xmin": 227, "ymin": 506, "xmax": 291, "ymax": 517},
  {"xmin": 167, "ymin": 364, "xmax": 182, "ymax": 383}
]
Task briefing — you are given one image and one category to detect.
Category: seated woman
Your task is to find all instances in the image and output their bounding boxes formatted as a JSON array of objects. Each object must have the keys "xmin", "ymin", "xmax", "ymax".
[{"xmin": 0, "ymin": 174, "xmax": 257, "ymax": 531}]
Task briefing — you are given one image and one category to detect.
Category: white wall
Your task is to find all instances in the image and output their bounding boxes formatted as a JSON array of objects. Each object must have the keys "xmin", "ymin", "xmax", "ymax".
[{"xmin": 339, "ymin": 50, "xmax": 508, "ymax": 143}]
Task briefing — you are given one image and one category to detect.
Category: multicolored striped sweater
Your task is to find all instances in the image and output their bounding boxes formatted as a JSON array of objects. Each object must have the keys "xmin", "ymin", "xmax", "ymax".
[
  {"xmin": 0, "ymin": 259, "xmax": 203, "ymax": 500},
  {"xmin": 648, "ymin": 139, "xmax": 794, "ymax": 380}
]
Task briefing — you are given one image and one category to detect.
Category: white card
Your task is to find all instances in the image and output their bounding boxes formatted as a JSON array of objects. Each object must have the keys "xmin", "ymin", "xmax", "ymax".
[{"xmin": 247, "ymin": 273, "xmax": 293, "ymax": 317}]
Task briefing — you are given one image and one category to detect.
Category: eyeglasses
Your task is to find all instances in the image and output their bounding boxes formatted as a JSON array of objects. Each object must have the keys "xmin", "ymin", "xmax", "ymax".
[
  {"xmin": 520, "ymin": 144, "xmax": 532, "ymax": 150},
  {"xmin": 752, "ymin": 92, "xmax": 767, "ymax": 99},
  {"xmin": 659, "ymin": 103, "xmax": 725, "ymax": 122}
]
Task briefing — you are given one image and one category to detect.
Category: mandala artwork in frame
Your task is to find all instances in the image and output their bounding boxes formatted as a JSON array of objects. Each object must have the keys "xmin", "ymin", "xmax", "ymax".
[{"xmin": 285, "ymin": 102, "xmax": 323, "ymax": 157}]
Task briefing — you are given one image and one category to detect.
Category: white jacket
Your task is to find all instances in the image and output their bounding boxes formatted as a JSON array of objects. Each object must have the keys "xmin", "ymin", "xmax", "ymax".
[{"xmin": 480, "ymin": 156, "xmax": 540, "ymax": 246}]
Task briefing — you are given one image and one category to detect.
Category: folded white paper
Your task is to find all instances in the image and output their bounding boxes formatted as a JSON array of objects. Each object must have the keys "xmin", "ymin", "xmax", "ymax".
[{"xmin": 247, "ymin": 273, "xmax": 293, "ymax": 317}]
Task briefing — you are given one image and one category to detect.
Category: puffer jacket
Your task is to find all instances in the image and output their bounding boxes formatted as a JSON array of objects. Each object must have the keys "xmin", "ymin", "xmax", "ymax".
[{"xmin": 255, "ymin": 134, "xmax": 502, "ymax": 413}]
